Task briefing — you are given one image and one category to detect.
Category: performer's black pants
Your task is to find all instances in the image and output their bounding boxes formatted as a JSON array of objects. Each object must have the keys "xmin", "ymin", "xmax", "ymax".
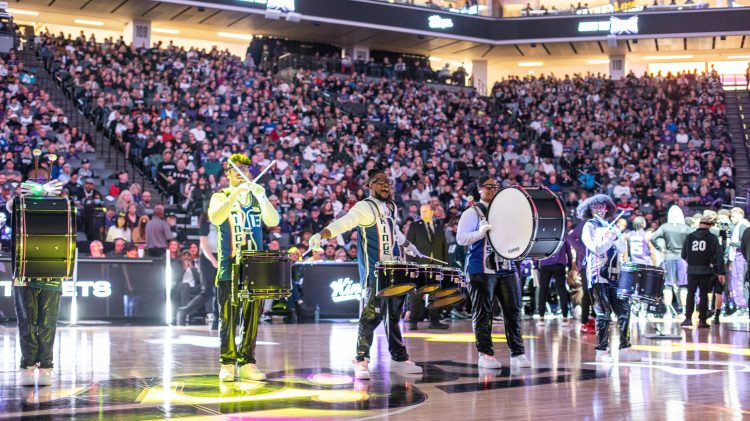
[
  {"xmin": 14, "ymin": 287, "xmax": 61, "ymax": 369},
  {"xmin": 218, "ymin": 282, "xmax": 262, "ymax": 365},
  {"xmin": 537, "ymin": 264, "xmax": 570, "ymax": 318},
  {"xmin": 408, "ymin": 292, "xmax": 440, "ymax": 325},
  {"xmin": 580, "ymin": 271, "xmax": 594, "ymax": 324},
  {"xmin": 177, "ymin": 254, "xmax": 217, "ymax": 321},
  {"xmin": 686, "ymin": 274, "xmax": 713, "ymax": 323},
  {"xmin": 468, "ymin": 273, "xmax": 525, "ymax": 357},
  {"xmin": 590, "ymin": 283, "xmax": 631, "ymax": 351},
  {"xmin": 355, "ymin": 287, "xmax": 408, "ymax": 362}
]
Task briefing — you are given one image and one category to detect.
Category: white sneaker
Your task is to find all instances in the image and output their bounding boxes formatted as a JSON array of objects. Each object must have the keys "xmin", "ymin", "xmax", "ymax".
[
  {"xmin": 219, "ymin": 364, "xmax": 235, "ymax": 382},
  {"xmin": 390, "ymin": 360, "xmax": 423, "ymax": 375},
  {"xmin": 618, "ymin": 347, "xmax": 642, "ymax": 362},
  {"xmin": 20, "ymin": 366, "xmax": 36, "ymax": 386},
  {"xmin": 478, "ymin": 353, "xmax": 502, "ymax": 369},
  {"xmin": 238, "ymin": 363, "xmax": 266, "ymax": 381},
  {"xmin": 353, "ymin": 359, "xmax": 370, "ymax": 380},
  {"xmin": 596, "ymin": 350, "xmax": 614, "ymax": 363},
  {"xmin": 511, "ymin": 354, "xmax": 532, "ymax": 368},
  {"xmin": 37, "ymin": 368, "xmax": 52, "ymax": 386}
]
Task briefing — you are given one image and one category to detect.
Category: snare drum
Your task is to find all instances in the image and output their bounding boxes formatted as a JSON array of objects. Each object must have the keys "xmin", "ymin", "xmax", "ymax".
[
  {"xmin": 238, "ymin": 250, "xmax": 293, "ymax": 299},
  {"xmin": 486, "ymin": 186, "xmax": 566, "ymax": 260},
  {"xmin": 427, "ymin": 294, "xmax": 466, "ymax": 310},
  {"xmin": 617, "ymin": 262, "xmax": 665, "ymax": 304},
  {"xmin": 433, "ymin": 267, "xmax": 465, "ymax": 299},
  {"xmin": 415, "ymin": 264, "xmax": 443, "ymax": 294},
  {"xmin": 374, "ymin": 261, "xmax": 417, "ymax": 298},
  {"xmin": 12, "ymin": 197, "xmax": 76, "ymax": 280}
]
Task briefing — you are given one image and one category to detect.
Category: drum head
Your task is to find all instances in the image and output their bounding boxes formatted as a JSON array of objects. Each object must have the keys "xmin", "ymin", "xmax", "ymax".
[
  {"xmin": 418, "ymin": 285, "xmax": 441, "ymax": 294},
  {"xmin": 487, "ymin": 188, "xmax": 533, "ymax": 260},
  {"xmin": 376, "ymin": 284, "xmax": 415, "ymax": 298},
  {"xmin": 428, "ymin": 294, "xmax": 465, "ymax": 310},
  {"xmin": 433, "ymin": 288, "xmax": 460, "ymax": 299}
]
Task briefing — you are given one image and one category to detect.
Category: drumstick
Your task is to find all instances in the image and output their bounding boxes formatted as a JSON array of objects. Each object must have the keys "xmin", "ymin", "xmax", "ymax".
[
  {"xmin": 424, "ymin": 256, "xmax": 449, "ymax": 265},
  {"xmin": 252, "ymin": 159, "xmax": 276, "ymax": 183},
  {"xmin": 227, "ymin": 159, "xmax": 277, "ymax": 185}
]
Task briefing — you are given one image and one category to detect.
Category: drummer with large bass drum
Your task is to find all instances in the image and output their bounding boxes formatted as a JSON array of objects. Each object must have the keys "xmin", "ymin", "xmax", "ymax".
[
  {"xmin": 456, "ymin": 176, "xmax": 531, "ymax": 369},
  {"xmin": 309, "ymin": 170, "xmax": 424, "ymax": 380},
  {"xmin": 578, "ymin": 194, "xmax": 641, "ymax": 363},
  {"xmin": 208, "ymin": 154, "xmax": 280, "ymax": 382}
]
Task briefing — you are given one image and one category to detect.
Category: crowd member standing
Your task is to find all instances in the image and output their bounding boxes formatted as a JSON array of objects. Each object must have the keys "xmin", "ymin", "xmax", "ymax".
[
  {"xmin": 534, "ymin": 236, "xmax": 573, "ymax": 326},
  {"xmin": 622, "ymin": 217, "xmax": 657, "ymax": 266},
  {"xmin": 681, "ymin": 217, "xmax": 726, "ymax": 328},
  {"xmin": 728, "ymin": 208, "xmax": 749, "ymax": 317},
  {"xmin": 175, "ymin": 213, "xmax": 218, "ymax": 327},
  {"xmin": 407, "ymin": 204, "xmax": 449, "ymax": 330},
  {"xmin": 650, "ymin": 206, "xmax": 692, "ymax": 318}
]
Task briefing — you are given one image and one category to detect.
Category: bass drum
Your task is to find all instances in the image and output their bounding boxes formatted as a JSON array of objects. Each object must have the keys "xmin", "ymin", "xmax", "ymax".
[
  {"xmin": 12, "ymin": 197, "xmax": 76, "ymax": 280},
  {"xmin": 486, "ymin": 186, "xmax": 566, "ymax": 260}
]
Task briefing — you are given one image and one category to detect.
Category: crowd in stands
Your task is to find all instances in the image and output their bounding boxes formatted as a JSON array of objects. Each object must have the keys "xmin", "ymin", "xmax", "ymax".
[{"xmin": 29, "ymin": 31, "xmax": 735, "ymax": 268}]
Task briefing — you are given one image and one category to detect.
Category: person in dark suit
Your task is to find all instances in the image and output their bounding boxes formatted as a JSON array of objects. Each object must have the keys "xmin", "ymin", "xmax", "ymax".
[{"xmin": 407, "ymin": 204, "xmax": 449, "ymax": 330}]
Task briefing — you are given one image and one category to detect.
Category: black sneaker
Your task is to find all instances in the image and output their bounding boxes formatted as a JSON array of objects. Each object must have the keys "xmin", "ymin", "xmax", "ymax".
[
  {"xmin": 698, "ymin": 322, "xmax": 711, "ymax": 329},
  {"xmin": 713, "ymin": 316, "xmax": 721, "ymax": 325},
  {"xmin": 680, "ymin": 319, "xmax": 692, "ymax": 328},
  {"xmin": 428, "ymin": 322, "xmax": 450, "ymax": 330}
]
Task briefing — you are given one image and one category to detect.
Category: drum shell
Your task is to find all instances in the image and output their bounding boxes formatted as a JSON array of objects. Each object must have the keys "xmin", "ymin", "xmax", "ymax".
[
  {"xmin": 435, "ymin": 267, "xmax": 465, "ymax": 298},
  {"xmin": 415, "ymin": 264, "xmax": 443, "ymax": 294},
  {"xmin": 487, "ymin": 186, "xmax": 566, "ymax": 261},
  {"xmin": 12, "ymin": 197, "xmax": 76, "ymax": 280},
  {"xmin": 240, "ymin": 251, "xmax": 293, "ymax": 298},
  {"xmin": 617, "ymin": 263, "xmax": 665, "ymax": 303},
  {"xmin": 375, "ymin": 261, "xmax": 417, "ymax": 297}
]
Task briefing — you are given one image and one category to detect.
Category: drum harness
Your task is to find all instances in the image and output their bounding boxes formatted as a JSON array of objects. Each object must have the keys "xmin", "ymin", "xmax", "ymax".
[{"xmin": 472, "ymin": 203, "xmax": 513, "ymax": 273}]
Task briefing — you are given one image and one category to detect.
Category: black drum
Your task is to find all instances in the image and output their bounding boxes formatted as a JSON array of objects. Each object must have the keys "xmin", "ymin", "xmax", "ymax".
[
  {"xmin": 238, "ymin": 250, "xmax": 293, "ymax": 299},
  {"xmin": 12, "ymin": 197, "xmax": 76, "ymax": 280},
  {"xmin": 374, "ymin": 261, "xmax": 417, "ymax": 298},
  {"xmin": 415, "ymin": 264, "xmax": 443, "ymax": 294},
  {"xmin": 617, "ymin": 262, "xmax": 665, "ymax": 304},
  {"xmin": 486, "ymin": 186, "xmax": 566, "ymax": 260},
  {"xmin": 433, "ymin": 267, "xmax": 465, "ymax": 299}
]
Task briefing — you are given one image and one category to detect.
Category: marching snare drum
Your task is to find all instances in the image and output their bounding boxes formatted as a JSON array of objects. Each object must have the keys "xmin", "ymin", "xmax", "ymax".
[
  {"xmin": 617, "ymin": 262, "xmax": 665, "ymax": 304},
  {"xmin": 238, "ymin": 250, "xmax": 293, "ymax": 300},
  {"xmin": 433, "ymin": 267, "xmax": 465, "ymax": 299},
  {"xmin": 486, "ymin": 186, "xmax": 566, "ymax": 261},
  {"xmin": 427, "ymin": 294, "xmax": 466, "ymax": 310},
  {"xmin": 415, "ymin": 264, "xmax": 443, "ymax": 294},
  {"xmin": 374, "ymin": 261, "xmax": 417, "ymax": 298},
  {"xmin": 12, "ymin": 197, "xmax": 76, "ymax": 280}
]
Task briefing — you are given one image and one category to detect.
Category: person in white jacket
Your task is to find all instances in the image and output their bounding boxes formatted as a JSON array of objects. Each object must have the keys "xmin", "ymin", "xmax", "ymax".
[
  {"xmin": 309, "ymin": 170, "xmax": 423, "ymax": 380},
  {"xmin": 577, "ymin": 194, "xmax": 641, "ymax": 363}
]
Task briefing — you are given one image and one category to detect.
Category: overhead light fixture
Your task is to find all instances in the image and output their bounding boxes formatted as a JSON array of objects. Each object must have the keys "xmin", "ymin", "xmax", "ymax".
[
  {"xmin": 217, "ymin": 31, "xmax": 253, "ymax": 40},
  {"xmin": 429, "ymin": 56, "xmax": 443, "ymax": 62},
  {"xmin": 727, "ymin": 55, "xmax": 750, "ymax": 59},
  {"xmin": 75, "ymin": 19, "xmax": 104, "ymax": 27},
  {"xmin": 587, "ymin": 59, "xmax": 611, "ymax": 64},
  {"xmin": 518, "ymin": 62, "xmax": 544, "ymax": 67},
  {"xmin": 643, "ymin": 55, "xmax": 694, "ymax": 60},
  {"xmin": 153, "ymin": 28, "xmax": 180, "ymax": 35},
  {"xmin": 7, "ymin": 8, "xmax": 40, "ymax": 16}
]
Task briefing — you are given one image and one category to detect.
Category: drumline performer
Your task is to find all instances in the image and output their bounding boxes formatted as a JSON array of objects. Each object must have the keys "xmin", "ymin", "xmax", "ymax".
[
  {"xmin": 208, "ymin": 154, "xmax": 280, "ymax": 382},
  {"xmin": 577, "ymin": 194, "xmax": 641, "ymax": 363},
  {"xmin": 309, "ymin": 170, "xmax": 424, "ymax": 380},
  {"xmin": 456, "ymin": 176, "xmax": 531, "ymax": 369},
  {"xmin": 10, "ymin": 175, "xmax": 65, "ymax": 386}
]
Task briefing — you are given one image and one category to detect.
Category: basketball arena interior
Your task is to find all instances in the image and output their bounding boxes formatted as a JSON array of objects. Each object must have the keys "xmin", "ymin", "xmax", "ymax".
[{"xmin": 0, "ymin": 0, "xmax": 749, "ymax": 419}]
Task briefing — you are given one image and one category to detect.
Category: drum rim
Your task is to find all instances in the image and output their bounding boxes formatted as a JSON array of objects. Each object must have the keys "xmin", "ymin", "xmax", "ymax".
[{"xmin": 487, "ymin": 185, "xmax": 566, "ymax": 261}]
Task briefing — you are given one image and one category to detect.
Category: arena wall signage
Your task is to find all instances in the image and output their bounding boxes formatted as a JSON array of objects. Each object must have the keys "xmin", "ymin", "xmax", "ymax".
[
  {"xmin": 428, "ymin": 15, "xmax": 454, "ymax": 29},
  {"xmin": 330, "ymin": 277, "xmax": 362, "ymax": 303},
  {"xmin": 577, "ymin": 16, "xmax": 639, "ymax": 35}
]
